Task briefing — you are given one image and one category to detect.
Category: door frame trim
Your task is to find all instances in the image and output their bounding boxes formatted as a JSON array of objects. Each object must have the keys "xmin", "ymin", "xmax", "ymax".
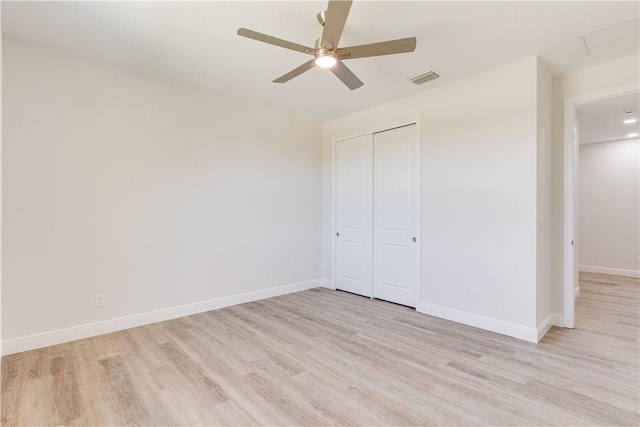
[
  {"xmin": 562, "ymin": 82, "xmax": 639, "ymax": 328},
  {"xmin": 332, "ymin": 117, "xmax": 422, "ymax": 308}
]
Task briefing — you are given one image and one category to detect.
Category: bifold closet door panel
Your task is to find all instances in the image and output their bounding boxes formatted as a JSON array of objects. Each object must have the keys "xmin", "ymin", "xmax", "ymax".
[
  {"xmin": 335, "ymin": 134, "xmax": 374, "ymax": 298},
  {"xmin": 373, "ymin": 124, "xmax": 418, "ymax": 307}
]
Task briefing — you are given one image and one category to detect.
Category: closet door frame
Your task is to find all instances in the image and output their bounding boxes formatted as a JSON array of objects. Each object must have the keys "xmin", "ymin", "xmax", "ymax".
[{"xmin": 331, "ymin": 117, "xmax": 422, "ymax": 308}]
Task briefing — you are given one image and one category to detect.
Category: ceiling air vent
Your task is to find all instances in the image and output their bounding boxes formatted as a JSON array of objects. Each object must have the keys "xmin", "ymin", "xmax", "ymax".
[{"xmin": 409, "ymin": 71, "xmax": 440, "ymax": 85}]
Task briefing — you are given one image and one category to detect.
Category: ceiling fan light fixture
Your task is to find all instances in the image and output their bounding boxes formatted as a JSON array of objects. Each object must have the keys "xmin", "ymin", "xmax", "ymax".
[{"xmin": 315, "ymin": 50, "xmax": 337, "ymax": 68}]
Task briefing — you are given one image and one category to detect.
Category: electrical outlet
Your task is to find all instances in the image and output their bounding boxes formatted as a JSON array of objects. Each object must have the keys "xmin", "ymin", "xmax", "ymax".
[
  {"xmin": 471, "ymin": 289, "xmax": 479, "ymax": 301},
  {"xmin": 95, "ymin": 294, "xmax": 104, "ymax": 307}
]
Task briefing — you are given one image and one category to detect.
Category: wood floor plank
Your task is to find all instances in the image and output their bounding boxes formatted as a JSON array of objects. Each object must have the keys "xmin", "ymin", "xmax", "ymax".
[
  {"xmin": 97, "ymin": 355, "xmax": 151, "ymax": 426},
  {"xmin": 1, "ymin": 272, "xmax": 638, "ymax": 426},
  {"xmin": 50, "ymin": 352, "xmax": 82, "ymax": 425}
]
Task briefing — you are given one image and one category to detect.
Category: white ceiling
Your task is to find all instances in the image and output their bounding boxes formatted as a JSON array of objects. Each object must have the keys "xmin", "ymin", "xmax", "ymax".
[
  {"xmin": 2, "ymin": 1, "xmax": 639, "ymax": 121},
  {"xmin": 577, "ymin": 92, "xmax": 640, "ymax": 144}
]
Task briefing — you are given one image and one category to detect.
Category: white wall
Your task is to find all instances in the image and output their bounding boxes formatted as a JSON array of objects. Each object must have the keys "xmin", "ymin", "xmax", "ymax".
[
  {"xmin": 536, "ymin": 58, "xmax": 553, "ymax": 328},
  {"xmin": 578, "ymin": 139, "xmax": 640, "ymax": 276},
  {"xmin": 1, "ymin": 37, "xmax": 321, "ymax": 344},
  {"xmin": 0, "ymin": 8, "xmax": 4, "ymax": 358},
  {"xmin": 322, "ymin": 57, "xmax": 543, "ymax": 340},
  {"xmin": 551, "ymin": 54, "xmax": 640, "ymax": 312}
]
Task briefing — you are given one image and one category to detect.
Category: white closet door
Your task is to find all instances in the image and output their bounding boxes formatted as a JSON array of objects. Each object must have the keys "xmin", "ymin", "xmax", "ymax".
[
  {"xmin": 335, "ymin": 134, "xmax": 373, "ymax": 298},
  {"xmin": 373, "ymin": 124, "xmax": 419, "ymax": 307}
]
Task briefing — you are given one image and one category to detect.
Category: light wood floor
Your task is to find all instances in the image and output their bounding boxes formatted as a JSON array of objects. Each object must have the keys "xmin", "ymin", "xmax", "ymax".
[{"xmin": 2, "ymin": 273, "xmax": 638, "ymax": 426}]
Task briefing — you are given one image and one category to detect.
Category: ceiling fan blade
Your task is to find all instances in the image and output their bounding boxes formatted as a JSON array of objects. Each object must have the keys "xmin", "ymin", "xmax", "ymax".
[
  {"xmin": 330, "ymin": 61, "xmax": 363, "ymax": 90},
  {"xmin": 320, "ymin": 0, "xmax": 352, "ymax": 48},
  {"xmin": 337, "ymin": 37, "xmax": 417, "ymax": 60},
  {"xmin": 238, "ymin": 28, "xmax": 314, "ymax": 54},
  {"xmin": 273, "ymin": 60, "xmax": 316, "ymax": 83}
]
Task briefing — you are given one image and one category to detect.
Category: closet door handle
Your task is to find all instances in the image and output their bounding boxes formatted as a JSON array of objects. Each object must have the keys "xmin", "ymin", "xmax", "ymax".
[
  {"xmin": 336, "ymin": 232, "xmax": 340, "ymax": 237},
  {"xmin": 412, "ymin": 237, "xmax": 416, "ymax": 242}
]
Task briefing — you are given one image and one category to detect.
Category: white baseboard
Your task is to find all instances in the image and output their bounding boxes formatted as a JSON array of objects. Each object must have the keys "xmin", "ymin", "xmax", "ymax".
[
  {"xmin": 1, "ymin": 279, "xmax": 321, "ymax": 356},
  {"xmin": 417, "ymin": 302, "xmax": 538, "ymax": 343},
  {"xmin": 579, "ymin": 265, "xmax": 640, "ymax": 278},
  {"xmin": 536, "ymin": 313, "xmax": 563, "ymax": 342},
  {"xmin": 320, "ymin": 279, "xmax": 335, "ymax": 290}
]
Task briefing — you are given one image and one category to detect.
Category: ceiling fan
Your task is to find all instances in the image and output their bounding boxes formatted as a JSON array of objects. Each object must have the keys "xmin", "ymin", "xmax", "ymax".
[{"xmin": 237, "ymin": 0, "xmax": 417, "ymax": 90}]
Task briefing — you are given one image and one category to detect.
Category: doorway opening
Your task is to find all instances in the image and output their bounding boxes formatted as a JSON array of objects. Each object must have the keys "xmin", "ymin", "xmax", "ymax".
[{"xmin": 563, "ymin": 84, "xmax": 639, "ymax": 328}]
